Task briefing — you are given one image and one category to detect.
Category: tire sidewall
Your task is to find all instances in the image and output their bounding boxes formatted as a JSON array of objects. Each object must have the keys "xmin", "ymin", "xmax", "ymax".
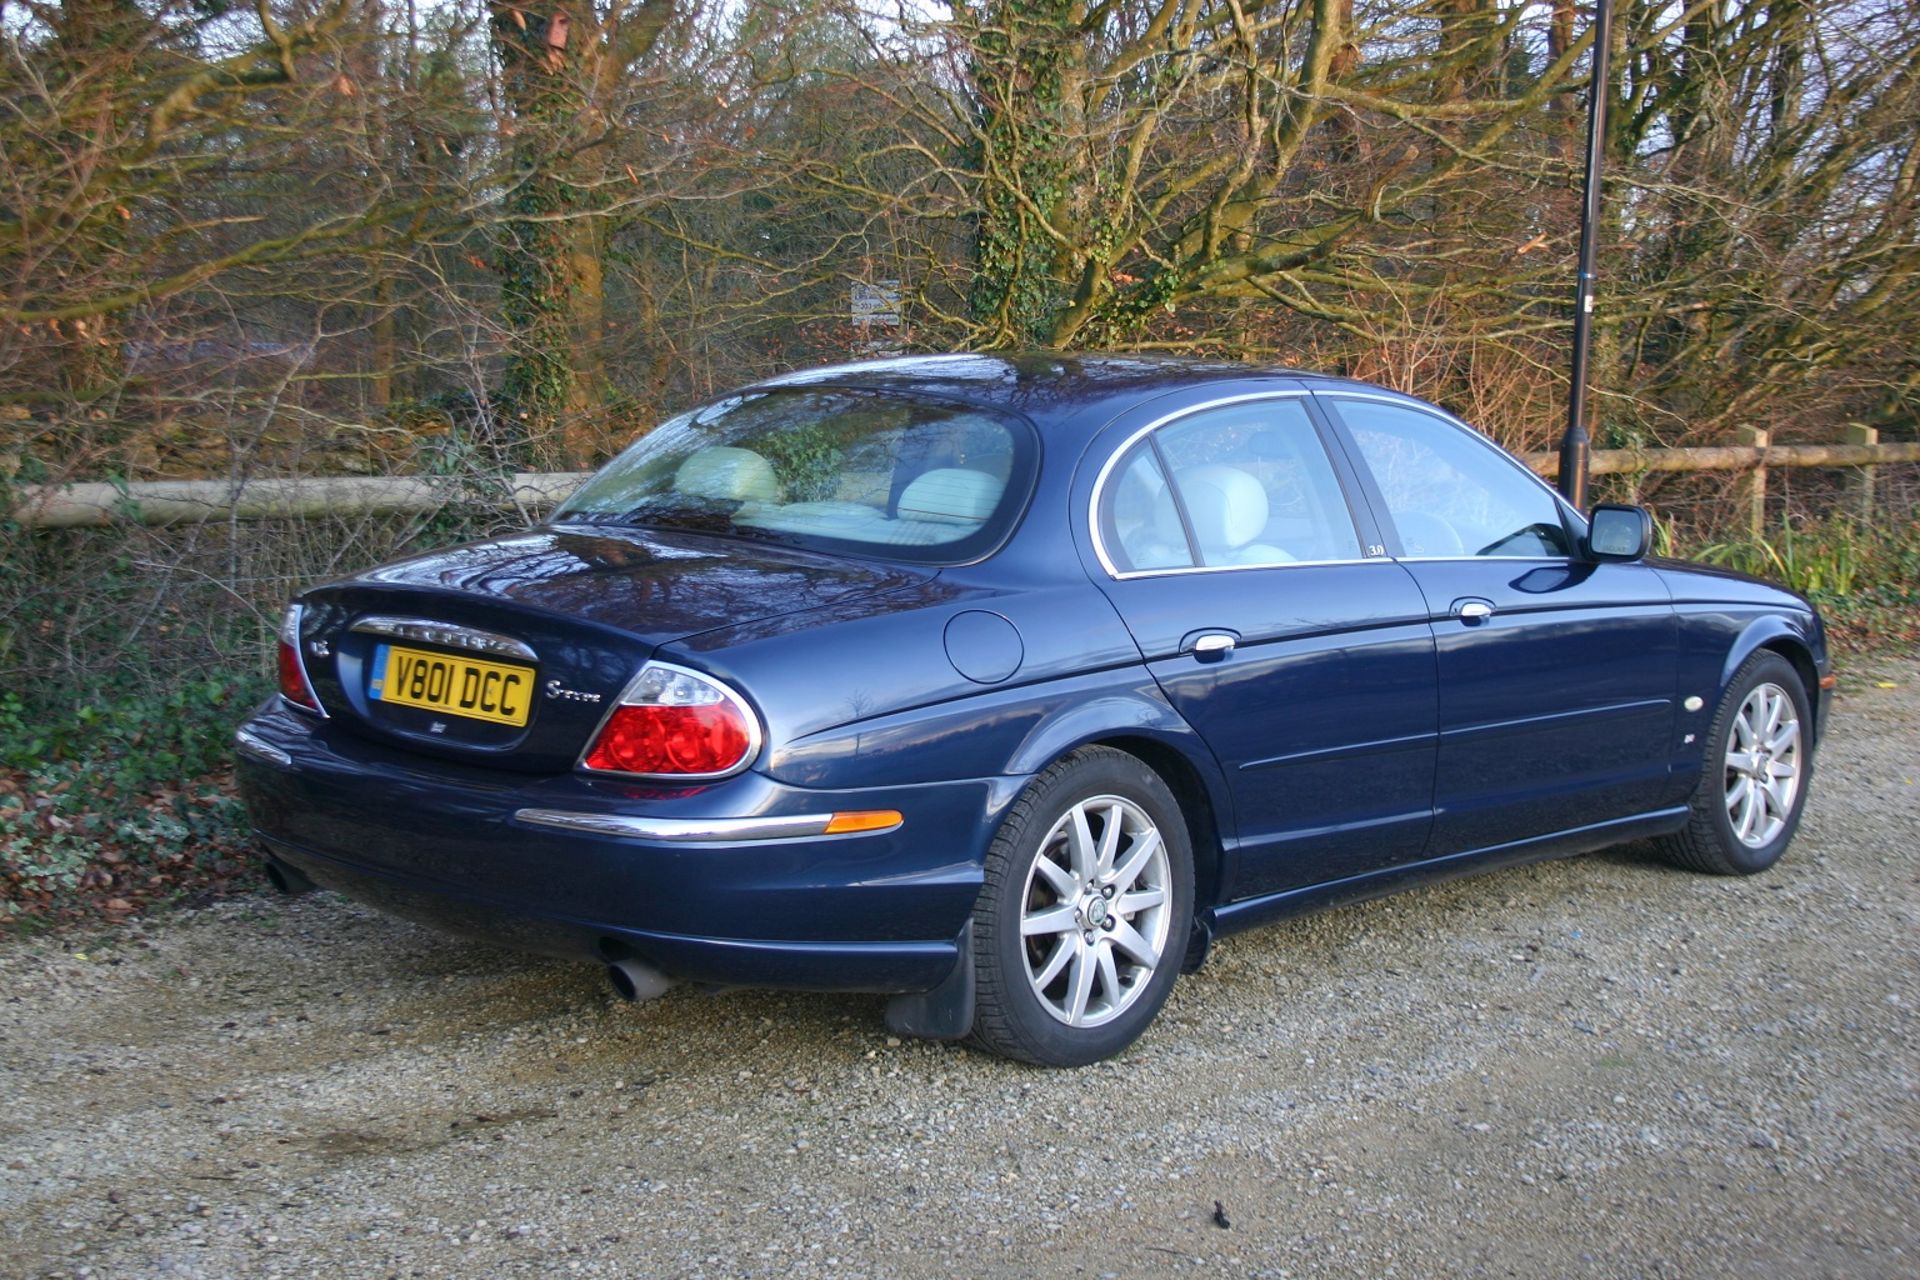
[
  {"xmin": 980, "ymin": 750, "xmax": 1195, "ymax": 1066},
  {"xmin": 1704, "ymin": 654, "xmax": 1813, "ymax": 874}
]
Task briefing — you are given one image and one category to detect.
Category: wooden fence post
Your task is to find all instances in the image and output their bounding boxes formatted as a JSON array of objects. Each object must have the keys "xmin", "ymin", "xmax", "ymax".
[
  {"xmin": 1843, "ymin": 423, "xmax": 1878, "ymax": 521},
  {"xmin": 1736, "ymin": 426, "xmax": 1768, "ymax": 541}
]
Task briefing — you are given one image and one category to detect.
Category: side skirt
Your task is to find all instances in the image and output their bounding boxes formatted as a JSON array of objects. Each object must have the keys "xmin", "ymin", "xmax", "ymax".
[{"xmin": 1208, "ymin": 807, "xmax": 1690, "ymax": 940}]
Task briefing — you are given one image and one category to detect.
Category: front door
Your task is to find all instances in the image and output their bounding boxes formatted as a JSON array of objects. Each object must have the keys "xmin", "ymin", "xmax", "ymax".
[{"xmin": 1320, "ymin": 393, "xmax": 1679, "ymax": 855}]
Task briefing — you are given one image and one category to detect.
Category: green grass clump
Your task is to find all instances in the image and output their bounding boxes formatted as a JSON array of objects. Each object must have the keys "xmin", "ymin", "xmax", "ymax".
[
  {"xmin": 1693, "ymin": 515, "xmax": 1920, "ymax": 654},
  {"xmin": 0, "ymin": 679, "xmax": 261, "ymax": 925}
]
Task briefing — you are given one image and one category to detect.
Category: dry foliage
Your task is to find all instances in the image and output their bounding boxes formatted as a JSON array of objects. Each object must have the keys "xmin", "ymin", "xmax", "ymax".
[{"xmin": 0, "ymin": 1, "xmax": 1915, "ymax": 922}]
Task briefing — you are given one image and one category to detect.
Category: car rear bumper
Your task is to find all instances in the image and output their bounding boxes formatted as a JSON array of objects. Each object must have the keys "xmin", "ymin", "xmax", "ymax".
[{"xmin": 236, "ymin": 701, "xmax": 1005, "ymax": 992}]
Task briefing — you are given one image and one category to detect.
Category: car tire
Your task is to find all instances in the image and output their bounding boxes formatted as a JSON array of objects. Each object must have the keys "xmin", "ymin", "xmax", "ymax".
[
  {"xmin": 1656, "ymin": 651, "xmax": 1813, "ymax": 876},
  {"xmin": 968, "ymin": 747, "xmax": 1194, "ymax": 1066}
]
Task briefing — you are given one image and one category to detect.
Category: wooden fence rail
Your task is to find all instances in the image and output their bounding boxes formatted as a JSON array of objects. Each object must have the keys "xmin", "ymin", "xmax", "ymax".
[
  {"xmin": 1518, "ymin": 437, "xmax": 1920, "ymax": 477},
  {"xmin": 7, "ymin": 472, "xmax": 584, "ymax": 530},
  {"xmin": 8, "ymin": 437, "xmax": 1918, "ymax": 533},
  {"xmin": 1521, "ymin": 429, "xmax": 1919, "ymax": 538}
]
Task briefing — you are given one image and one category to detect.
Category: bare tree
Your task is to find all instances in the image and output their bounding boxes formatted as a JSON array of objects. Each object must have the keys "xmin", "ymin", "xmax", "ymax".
[{"xmin": 486, "ymin": 1, "xmax": 677, "ymax": 464}]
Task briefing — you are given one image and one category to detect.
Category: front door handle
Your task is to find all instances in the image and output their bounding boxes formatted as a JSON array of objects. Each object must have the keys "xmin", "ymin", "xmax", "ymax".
[
  {"xmin": 1188, "ymin": 631, "xmax": 1237, "ymax": 658},
  {"xmin": 1455, "ymin": 600, "xmax": 1494, "ymax": 623}
]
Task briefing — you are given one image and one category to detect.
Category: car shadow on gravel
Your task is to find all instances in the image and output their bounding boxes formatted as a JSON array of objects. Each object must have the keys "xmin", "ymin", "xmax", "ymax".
[{"xmin": 1584, "ymin": 837, "xmax": 1695, "ymax": 875}]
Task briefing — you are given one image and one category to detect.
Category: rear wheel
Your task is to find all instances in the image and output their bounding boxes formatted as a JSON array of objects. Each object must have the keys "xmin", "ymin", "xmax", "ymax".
[
  {"xmin": 969, "ymin": 748, "xmax": 1194, "ymax": 1066},
  {"xmin": 1657, "ymin": 651, "xmax": 1812, "ymax": 875}
]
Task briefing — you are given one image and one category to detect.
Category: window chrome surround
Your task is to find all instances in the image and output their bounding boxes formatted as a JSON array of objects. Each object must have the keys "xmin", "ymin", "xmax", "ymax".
[
  {"xmin": 574, "ymin": 659, "xmax": 766, "ymax": 782},
  {"xmin": 1393, "ymin": 553, "xmax": 1579, "ymax": 565},
  {"xmin": 349, "ymin": 615, "xmax": 539, "ymax": 662},
  {"xmin": 1087, "ymin": 389, "xmax": 1381, "ymax": 581},
  {"xmin": 1315, "ymin": 390, "xmax": 1591, "ymax": 545},
  {"xmin": 512, "ymin": 808, "xmax": 900, "ymax": 843},
  {"xmin": 278, "ymin": 603, "xmax": 329, "ymax": 718},
  {"xmin": 234, "ymin": 725, "xmax": 292, "ymax": 768},
  {"xmin": 1104, "ymin": 554, "xmax": 1402, "ymax": 581}
]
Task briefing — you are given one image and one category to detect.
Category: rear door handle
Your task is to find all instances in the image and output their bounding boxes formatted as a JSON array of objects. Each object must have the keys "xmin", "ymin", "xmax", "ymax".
[{"xmin": 1455, "ymin": 600, "xmax": 1494, "ymax": 623}]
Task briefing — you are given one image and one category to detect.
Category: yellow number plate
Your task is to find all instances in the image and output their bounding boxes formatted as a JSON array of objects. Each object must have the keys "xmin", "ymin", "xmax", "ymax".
[{"xmin": 370, "ymin": 643, "xmax": 534, "ymax": 727}]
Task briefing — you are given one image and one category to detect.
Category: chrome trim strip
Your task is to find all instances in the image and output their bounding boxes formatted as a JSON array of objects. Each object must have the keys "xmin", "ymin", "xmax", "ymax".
[
  {"xmin": 574, "ymin": 659, "xmax": 766, "ymax": 782},
  {"xmin": 1395, "ymin": 555, "xmax": 1575, "ymax": 564},
  {"xmin": 350, "ymin": 616, "xmax": 538, "ymax": 662},
  {"xmin": 1086, "ymin": 390, "xmax": 1314, "ymax": 578},
  {"xmin": 234, "ymin": 726, "xmax": 292, "ymax": 768},
  {"xmin": 513, "ymin": 809, "xmax": 901, "ymax": 843},
  {"xmin": 1107, "ymin": 554, "xmax": 1385, "ymax": 581}
]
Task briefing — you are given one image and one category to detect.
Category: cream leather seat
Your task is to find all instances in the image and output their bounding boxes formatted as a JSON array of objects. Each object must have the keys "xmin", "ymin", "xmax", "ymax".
[
  {"xmin": 896, "ymin": 468, "xmax": 1002, "ymax": 525},
  {"xmin": 1157, "ymin": 464, "xmax": 1295, "ymax": 567},
  {"xmin": 672, "ymin": 447, "xmax": 781, "ymax": 503}
]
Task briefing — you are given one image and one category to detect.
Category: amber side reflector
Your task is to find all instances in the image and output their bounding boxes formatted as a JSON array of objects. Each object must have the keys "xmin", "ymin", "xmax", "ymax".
[
  {"xmin": 1819, "ymin": 673, "xmax": 1837, "ymax": 690},
  {"xmin": 823, "ymin": 810, "xmax": 904, "ymax": 835}
]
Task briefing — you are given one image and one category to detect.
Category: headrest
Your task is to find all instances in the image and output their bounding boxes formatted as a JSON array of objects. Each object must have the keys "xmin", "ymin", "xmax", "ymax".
[
  {"xmin": 1111, "ymin": 457, "xmax": 1167, "ymax": 527},
  {"xmin": 672, "ymin": 447, "xmax": 781, "ymax": 502},
  {"xmin": 897, "ymin": 468, "xmax": 1002, "ymax": 524},
  {"xmin": 1157, "ymin": 465, "xmax": 1268, "ymax": 553}
]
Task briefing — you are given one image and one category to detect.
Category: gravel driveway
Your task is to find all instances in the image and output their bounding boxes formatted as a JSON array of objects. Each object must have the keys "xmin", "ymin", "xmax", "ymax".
[{"xmin": 4, "ymin": 659, "xmax": 1917, "ymax": 1279}]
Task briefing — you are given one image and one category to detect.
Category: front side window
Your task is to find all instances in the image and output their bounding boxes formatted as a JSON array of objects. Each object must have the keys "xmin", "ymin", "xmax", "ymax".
[
  {"xmin": 1101, "ymin": 398, "xmax": 1364, "ymax": 573},
  {"xmin": 1330, "ymin": 399, "xmax": 1572, "ymax": 559},
  {"xmin": 554, "ymin": 389, "xmax": 1034, "ymax": 564}
]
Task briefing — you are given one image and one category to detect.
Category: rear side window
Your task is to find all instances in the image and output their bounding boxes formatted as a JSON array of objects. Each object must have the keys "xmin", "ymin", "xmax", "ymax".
[
  {"xmin": 1101, "ymin": 398, "xmax": 1364, "ymax": 573},
  {"xmin": 554, "ymin": 389, "xmax": 1035, "ymax": 565},
  {"xmin": 1329, "ymin": 398, "xmax": 1573, "ymax": 559}
]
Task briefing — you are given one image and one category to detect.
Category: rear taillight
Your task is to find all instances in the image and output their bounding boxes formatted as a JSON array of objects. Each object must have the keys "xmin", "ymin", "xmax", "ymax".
[
  {"xmin": 277, "ymin": 604, "xmax": 324, "ymax": 714},
  {"xmin": 582, "ymin": 662, "xmax": 760, "ymax": 779}
]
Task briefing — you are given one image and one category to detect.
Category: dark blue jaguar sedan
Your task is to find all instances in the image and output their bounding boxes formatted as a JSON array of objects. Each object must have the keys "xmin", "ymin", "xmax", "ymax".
[{"xmin": 236, "ymin": 355, "xmax": 1830, "ymax": 1065}]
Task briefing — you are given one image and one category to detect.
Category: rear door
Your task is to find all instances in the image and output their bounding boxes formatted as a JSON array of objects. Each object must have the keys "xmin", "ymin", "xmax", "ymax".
[
  {"xmin": 1086, "ymin": 390, "xmax": 1439, "ymax": 901},
  {"xmin": 1318, "ymin": 393, "xmax": 1679, "ymax": 854}
]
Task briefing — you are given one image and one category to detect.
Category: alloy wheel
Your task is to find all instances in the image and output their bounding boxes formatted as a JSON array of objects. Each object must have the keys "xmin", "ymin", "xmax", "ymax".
[
  {"xmin": 1018, "ymin": 794, "xmax": 1172, "ymax": 1027},
  {"xmin": 1723, "ymin": 680, "xmax": 1803, "ymax": 849}
]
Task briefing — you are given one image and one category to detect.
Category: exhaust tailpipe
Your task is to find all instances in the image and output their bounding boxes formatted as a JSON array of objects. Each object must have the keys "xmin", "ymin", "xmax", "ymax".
[
  {"xmin": 264, "ymin": 857, "xmax": 316, "ymax": 897},
  {"xmin": 606, "ymin": 958, "xmax": 673, "ymax": 1004}
]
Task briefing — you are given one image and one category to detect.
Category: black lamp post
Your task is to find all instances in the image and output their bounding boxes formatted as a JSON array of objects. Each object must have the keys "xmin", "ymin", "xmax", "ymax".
[{"xmin": 1559, "ymin": 0, "xmax": 1614, "ymax": 509}]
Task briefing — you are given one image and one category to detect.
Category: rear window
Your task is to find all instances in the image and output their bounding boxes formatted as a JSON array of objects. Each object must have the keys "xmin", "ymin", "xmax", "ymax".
[{"xmin": 552, "ymin": 388, "xmax": 1036, "ymax": 564}]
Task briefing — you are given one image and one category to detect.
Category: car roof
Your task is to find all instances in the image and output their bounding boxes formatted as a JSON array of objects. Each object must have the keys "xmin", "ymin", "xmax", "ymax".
[{"xmin": 744, "ymin": 353, "xmax": 1407, "ymax": 437}]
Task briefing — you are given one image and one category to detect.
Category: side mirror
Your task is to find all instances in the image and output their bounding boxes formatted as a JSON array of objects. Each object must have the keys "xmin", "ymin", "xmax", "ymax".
[{"xmin": 1586, "ymin": 503, "xmax": 1652, "ymax": 562}]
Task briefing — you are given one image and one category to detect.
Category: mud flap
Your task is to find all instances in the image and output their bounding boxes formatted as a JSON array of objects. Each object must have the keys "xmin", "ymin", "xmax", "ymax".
[
  {"xmin": 1181, "ymin": 913, "xmax": 1213, "ymax": 974},
  {"xmin": 883, "ymin": 920, "xmax": 976, "ymax": 1041}
]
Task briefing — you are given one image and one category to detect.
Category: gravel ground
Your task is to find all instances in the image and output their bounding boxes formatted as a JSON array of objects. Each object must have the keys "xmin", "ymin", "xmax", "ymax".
[{"xmin": 3, "ymin": 658, "xmax": 1917, "ymax": 1280}]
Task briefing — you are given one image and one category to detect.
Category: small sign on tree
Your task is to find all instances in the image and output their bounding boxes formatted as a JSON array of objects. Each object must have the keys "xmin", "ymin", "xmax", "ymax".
[{"xmin": 850, "ymin": 280, "xmax": 905, "ymax": 354}]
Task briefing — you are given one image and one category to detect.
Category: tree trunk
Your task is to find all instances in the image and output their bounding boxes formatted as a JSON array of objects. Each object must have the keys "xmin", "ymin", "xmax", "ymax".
[
  {"xmin": 489, "ymin": 2, "xmax": 673, "ymax": 465},
  {"xmin": 965, "ymin": 0, "xmax": 1080, "ymax": 349},
  {"xmin": 35, "ymin": 0, "xmax": 149, "ymax": 404}
]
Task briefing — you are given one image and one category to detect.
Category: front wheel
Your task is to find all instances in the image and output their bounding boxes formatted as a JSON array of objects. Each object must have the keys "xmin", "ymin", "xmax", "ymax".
[
  {"xmin": 1657, "ymin": 651, "xmax": 1813, "ymax": 875},
  {"xmin": 969, "ymin": 748, "xmax": 1194, "ymax": 1067}
]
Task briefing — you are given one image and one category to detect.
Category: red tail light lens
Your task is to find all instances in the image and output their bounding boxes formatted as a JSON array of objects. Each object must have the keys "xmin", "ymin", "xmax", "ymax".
[
  {"xmin": 585, "ymin": 704, "xmax": 751, "ymax": 776},
  {"xmin": 277, "ymin": 605, "xmax": 324, "ymax": 713},
  {"xmin": 582, "ymin": 663, "xmax": 759, "ymax": 779}
]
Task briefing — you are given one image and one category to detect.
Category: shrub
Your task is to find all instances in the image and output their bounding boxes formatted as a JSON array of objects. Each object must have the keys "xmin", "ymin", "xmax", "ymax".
[{"xmin": 0, "ymin": 679, "xmax": 259, "ymax": 925}]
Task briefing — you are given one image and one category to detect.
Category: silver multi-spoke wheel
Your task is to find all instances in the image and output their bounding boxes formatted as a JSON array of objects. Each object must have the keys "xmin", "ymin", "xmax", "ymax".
[
  {"xmin": 1019, "ymin": 794, "xmax": 1172, "ymax": 1028},
  {"xmin": 970, "ymin": 748, "xmax": 1193, "ymax": 1065},
  {"xmin": 1722, "ymin": 680, "xmax": 1802, "ymax": 849},
  {"xmin": 1657, "ymin": 652, "xmax": 1814, "ymax": 877}
]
